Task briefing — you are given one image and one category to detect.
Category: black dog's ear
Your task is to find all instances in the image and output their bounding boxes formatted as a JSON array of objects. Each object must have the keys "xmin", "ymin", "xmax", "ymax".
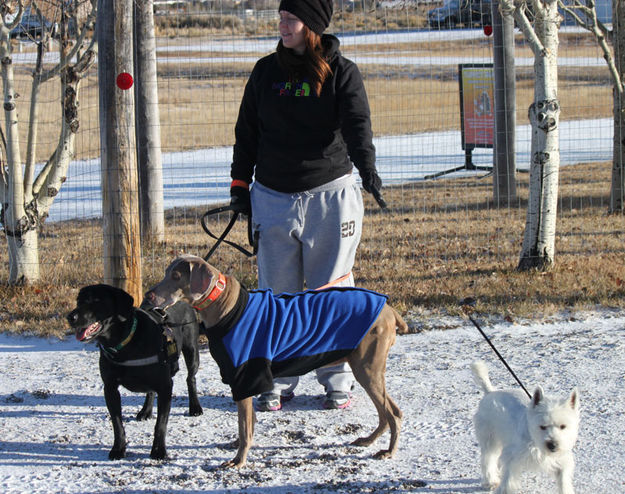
[
  {"xmin": 110, "ymin": 285, "xmax": 135, "ymax": 318},
  {"xmin": 77, "ymin": 284, "xmax": 105, "ymax": 305}
]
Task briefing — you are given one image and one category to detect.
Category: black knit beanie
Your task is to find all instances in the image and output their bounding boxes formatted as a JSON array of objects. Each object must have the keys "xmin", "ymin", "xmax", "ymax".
[{"xmin": 279, "ymin": 0, "xmax": 333, "ymax": 35}]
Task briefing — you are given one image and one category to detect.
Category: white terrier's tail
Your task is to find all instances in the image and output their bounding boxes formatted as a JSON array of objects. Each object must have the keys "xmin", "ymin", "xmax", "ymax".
[{"xmin": 471, "ymin": 360, "xmax": 496, "ymax": 394}]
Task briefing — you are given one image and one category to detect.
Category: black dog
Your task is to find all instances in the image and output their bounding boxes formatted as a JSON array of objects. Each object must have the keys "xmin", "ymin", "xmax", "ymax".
[{"xmin": 67, "ymin": 284, "xmax": 203, "ymax": 460}]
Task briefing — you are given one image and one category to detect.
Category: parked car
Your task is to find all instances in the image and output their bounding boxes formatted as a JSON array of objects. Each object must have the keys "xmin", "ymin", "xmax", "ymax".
[
  {"xmin": 9, "ymin": 7, "xmax": 56, "ymax": 39},
  {"xmin": 428, "ymin": 0, "xmax": 492, "ymax": 29}
]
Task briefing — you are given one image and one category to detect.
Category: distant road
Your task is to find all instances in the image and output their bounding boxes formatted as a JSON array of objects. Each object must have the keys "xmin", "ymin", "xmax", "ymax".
[
  {"xmin": 14, "ymin": 26, "xmax": 604, "ymax": 68},
  {"xmin": 151, "ymin": 26, "xmax": 603, "ymax": 67}
]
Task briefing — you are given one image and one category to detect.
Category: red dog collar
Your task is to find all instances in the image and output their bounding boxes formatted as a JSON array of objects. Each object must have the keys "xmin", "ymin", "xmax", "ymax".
[{"xmin": 193, "ymin": 273, "xmax": 227, "ymax": 311}]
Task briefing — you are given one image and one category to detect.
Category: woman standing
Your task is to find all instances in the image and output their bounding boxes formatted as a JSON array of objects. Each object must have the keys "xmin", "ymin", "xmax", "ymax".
[{"xmin": 229, "ymin": 0, "xmax": 383, "ymax": 411}]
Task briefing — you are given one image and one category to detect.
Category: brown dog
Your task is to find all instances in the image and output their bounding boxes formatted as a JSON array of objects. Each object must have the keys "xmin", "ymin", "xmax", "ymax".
[{"xmin": 144, "ymin": 254, "xmax": 408, "ymax": 468}]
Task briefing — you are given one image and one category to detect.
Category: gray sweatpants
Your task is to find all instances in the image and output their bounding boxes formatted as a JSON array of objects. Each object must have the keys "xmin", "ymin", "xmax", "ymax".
[{"xmin": 250, "ymin": 174, "xmax": 364, "ymax": 395}]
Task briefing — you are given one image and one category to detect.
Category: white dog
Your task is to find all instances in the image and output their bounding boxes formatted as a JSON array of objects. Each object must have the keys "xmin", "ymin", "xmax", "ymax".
[{"xmin": 471, "ymin": 361, "xmax": 580, "ymax": 494}]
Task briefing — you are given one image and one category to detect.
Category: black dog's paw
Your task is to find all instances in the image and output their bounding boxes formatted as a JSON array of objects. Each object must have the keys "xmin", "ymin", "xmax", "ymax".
[
  {"xmin": 136, "ymin": 410, "xmax": 153, "ymax": 421},
  {"xmin": 188, "ymin": 406, "xmax": 203, "ymax": 417},
  {"xmin": 108, "ymin": 447, "xmax": 127, "ymax": 460},
  {"xmin": 137, "ymin": 395, "xmax": 155, "ymax": 421}
]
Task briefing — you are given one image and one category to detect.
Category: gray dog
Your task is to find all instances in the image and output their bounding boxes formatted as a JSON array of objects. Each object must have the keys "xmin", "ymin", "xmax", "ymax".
[{"xmin": 144, "ymin": 254, "xmax": 408, "ymax": 468}]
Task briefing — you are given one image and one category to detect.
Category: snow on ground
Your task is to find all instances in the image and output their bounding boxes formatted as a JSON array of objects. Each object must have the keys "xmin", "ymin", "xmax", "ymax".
[
  {"xmin": 50, "ymin": 117, "xmax": 613, "ymax": 223},
  {"xmin": 1, "ymin": 310, "xmax": 624, "ymax": 493}
]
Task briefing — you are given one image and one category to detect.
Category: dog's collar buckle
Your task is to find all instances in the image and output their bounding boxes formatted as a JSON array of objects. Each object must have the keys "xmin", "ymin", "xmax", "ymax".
[{"xmin": 193, "ymin": 273, "xmax": 227, "ymax": 311}]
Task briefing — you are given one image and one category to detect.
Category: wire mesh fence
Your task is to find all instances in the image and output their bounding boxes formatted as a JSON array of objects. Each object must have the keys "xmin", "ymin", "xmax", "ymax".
[{"xmin": 1, "ymin": 0, "xmax": 621, "ymax": 298}]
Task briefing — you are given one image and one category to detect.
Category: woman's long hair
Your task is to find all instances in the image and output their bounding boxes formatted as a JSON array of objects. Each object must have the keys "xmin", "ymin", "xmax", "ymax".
[{"xmin": 277, "ymin": 27, "xmax": 332, "ymax": 97}]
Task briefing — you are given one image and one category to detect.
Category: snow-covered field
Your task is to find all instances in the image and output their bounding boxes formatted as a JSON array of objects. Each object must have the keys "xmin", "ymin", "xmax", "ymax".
[
  {"xmin": 50, "ymin": 117, "xmax": 613, "ymax": 223},
  {"xmin": 1, "ymin": 310, "xmax": 624, "ymax": 493}
]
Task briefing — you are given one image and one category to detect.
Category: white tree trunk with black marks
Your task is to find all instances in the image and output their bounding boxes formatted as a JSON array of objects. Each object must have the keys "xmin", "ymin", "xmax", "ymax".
[
  {"xmin": 0, "ymin": 1, "xmax": 97, "ymax": 284},
  {"xmin": 501, "ymin": 0, "xmax": 562, "ymax": 270}
]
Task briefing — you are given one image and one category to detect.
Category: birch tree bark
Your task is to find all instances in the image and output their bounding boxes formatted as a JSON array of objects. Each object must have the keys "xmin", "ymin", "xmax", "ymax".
[
  {"xmin": 501, "ymin": 0, "xmax": 562, "ymax": 270},
  {"xmin": 0, "ymin": 1, "xmax": 97, "ymax": 284}
]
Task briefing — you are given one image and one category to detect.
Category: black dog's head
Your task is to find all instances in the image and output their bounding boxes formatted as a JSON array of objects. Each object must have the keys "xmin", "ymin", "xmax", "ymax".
[{"xmin": 67, "ymin": 284, "xmax": 134, "ymax": 343}]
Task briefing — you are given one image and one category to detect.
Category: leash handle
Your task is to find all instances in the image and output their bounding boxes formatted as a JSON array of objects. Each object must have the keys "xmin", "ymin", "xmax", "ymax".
[
  {"xmin": 201, "ymin": 206, "xmax": 257, "ymax": 260},
  {"xmin": 468, "ymin": 314, "xmax": 532, "ymax": 399}
]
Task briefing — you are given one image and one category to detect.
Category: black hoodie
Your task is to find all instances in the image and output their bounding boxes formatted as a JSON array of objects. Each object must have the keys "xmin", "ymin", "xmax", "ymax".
[{"xmin": 231, "ymin": 34, "xmax": 376, "ymax": 193}]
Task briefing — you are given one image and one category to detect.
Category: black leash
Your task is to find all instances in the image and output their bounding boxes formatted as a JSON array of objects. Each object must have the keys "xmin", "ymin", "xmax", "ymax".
[
  {"xmin": 201, "ymin": 185, "xmax": 386, "ymax": 260},
  {"xmin": 201, "ymin": 205, "xmax": 257, "ymax": 261},
  {"xmin": 465, "ymin": 310, "xmax": 532, "ymax": 399},
  {"xmin": 372, "ymin": 188, "xmax": 387, "ymax": 209}
]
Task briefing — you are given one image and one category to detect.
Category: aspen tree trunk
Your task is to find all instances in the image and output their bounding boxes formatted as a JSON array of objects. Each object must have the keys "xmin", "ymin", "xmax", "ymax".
[
  {"xmin": 1, "ymin": 16, "xmax": 36, "ymax": 283},
  {"xmin": 0, "ymin": 3, "xmax": 97, "ymax": 284},
  {"xmin": 515, "ymin": 0, "xmax": 562, "ymax": 270}
]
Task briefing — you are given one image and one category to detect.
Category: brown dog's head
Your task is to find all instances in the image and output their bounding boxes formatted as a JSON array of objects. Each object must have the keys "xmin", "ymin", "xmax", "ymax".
[{"xmin": 144, "ymin": 254, "xmax": 220, "ymax": 310}]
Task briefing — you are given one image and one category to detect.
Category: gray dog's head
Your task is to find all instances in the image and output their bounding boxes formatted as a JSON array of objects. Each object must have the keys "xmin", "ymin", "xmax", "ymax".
[{"xmin": 144, "ymin": 254, "xmax": 219, "ymax": 310}]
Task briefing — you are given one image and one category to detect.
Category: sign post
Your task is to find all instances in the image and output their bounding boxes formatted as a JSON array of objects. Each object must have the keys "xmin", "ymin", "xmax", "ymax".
[{"xmin": 426, "ymin": 63, "xmax": 494, "ymax": 179}]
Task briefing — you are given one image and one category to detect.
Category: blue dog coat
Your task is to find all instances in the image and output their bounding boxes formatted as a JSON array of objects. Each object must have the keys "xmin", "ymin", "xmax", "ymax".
[{"xmin": 207, "ymin": 287, "xmax": 388, "ymax": 401}]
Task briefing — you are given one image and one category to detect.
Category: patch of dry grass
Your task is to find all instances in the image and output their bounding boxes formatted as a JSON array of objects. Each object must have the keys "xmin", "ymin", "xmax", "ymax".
[
  {"xmin": 358, "ymin": 163, "xmax": 625, "ymax": 319},
  {"xmin": 1, "ymin": 162, "xmax": 623, "ymax": 339},
  {"xmin": 152, "ymin": 8, "xmax": 430, "ymax": 37}
]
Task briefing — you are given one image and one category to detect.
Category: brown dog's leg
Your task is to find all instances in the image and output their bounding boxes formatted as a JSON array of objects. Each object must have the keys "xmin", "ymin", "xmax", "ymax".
[
  {"xmin": 348, "ymin": 305, "xmax": 403, "ymax": 459},
  {"xmin": 222, "ymin": 397, "xmax": 255, "ymax": 468},
  {"xmin": 350, "ymin": 366, "xmax": 402, "ymax": 458},
  {"xmin": 351, "ymin": 370, "xmax": 389, "ymax": 445}
]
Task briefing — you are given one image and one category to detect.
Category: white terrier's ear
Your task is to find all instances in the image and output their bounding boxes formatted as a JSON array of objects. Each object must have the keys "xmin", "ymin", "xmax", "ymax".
[
  {"xmin": 532, "ymin": 385, "xmax": 545, "ymax": 407},
  {"xmin": 568, "ymin": 387, "xmax": 580, "ymax": 411}
]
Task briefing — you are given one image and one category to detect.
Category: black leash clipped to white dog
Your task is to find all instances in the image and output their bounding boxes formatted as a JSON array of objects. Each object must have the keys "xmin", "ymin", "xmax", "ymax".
[{"xmin": 463, "ymin": 304, "xmax": 532, "ymax": 399}]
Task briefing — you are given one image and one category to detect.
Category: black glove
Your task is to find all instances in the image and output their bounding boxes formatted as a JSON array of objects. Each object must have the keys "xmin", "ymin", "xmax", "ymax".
[
  {"xmin": 360, "ymin": 171, "xmax": 387, "ymax": 209},
  {"xmin": 361, "ymin": 171, "xmax": 382, "ymax": 195},
  {"xmin": 230, "ymin": 185, "xmax": 251, "ymax": 216}
]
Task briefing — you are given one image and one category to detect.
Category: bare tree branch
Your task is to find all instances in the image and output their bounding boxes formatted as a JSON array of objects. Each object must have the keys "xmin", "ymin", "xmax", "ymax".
[
  {"xmin": 504, "ymin": 0, "xmax": 547, "ymax": 57},
  {"xmin": 558, "ymin": 0, "xmax": 623, "ymax": 93},
  {"xmin": 1, "ymin": 0, "xmax": 25, "ymax": 32},
  {"xmin": 40, "ymin": 1, "xmax": 97, "ymax": 84}
]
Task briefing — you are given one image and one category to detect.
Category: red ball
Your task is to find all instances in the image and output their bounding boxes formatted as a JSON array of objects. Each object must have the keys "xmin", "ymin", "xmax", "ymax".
[
  {"xmin": 116, "ymin": 72, "xmax": 134, "ymax": 90},
  {"xmin": 483, "ymin": 25, "xmax": 493, "ymax": 36}
]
